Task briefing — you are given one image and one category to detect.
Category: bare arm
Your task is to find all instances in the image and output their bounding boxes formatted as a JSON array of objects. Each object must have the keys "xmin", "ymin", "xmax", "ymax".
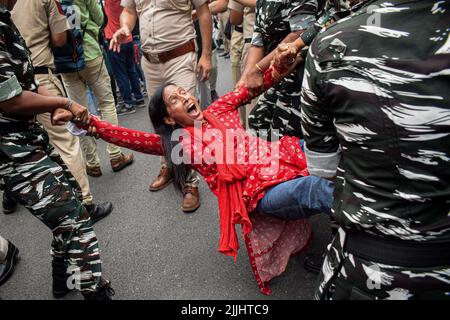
[
  {"xmin": 234, "ymin": 0, "xmax": 256, "ymax": 8},
  {"xmin": 110, "ymin": 7, "xmax": 137, "ymax": 52},
  {"xmin": 196, "ymin": 2, "xmax": 213, "ymax": 81},
  {"xmin": 209, "ymin": 0, "xmax": 229, "ymax": 14}
]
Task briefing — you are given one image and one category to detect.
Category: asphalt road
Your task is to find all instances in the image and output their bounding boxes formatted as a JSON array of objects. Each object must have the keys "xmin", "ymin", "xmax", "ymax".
[{"xmin": 0, "ymin": 55, "xmax": 332, "ymax": 300}]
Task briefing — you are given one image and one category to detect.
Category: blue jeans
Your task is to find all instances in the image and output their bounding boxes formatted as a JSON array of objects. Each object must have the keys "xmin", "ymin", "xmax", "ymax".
[
  {"xmin": 258, "ymin": 176, "xmax": 334, "ymax": 220},
  {"xmin": 107, "ymin": 42, "xmax": 143, "ymax": 106}
]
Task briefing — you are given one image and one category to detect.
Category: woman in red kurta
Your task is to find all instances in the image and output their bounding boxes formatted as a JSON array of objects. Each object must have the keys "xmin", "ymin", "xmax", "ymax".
[{"xmin": 79, "ymin": 65, "xmax": 333, "ymax": 295}]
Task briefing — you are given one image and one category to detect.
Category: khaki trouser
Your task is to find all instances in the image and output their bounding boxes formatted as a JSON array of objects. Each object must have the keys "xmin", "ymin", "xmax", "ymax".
[
  {"xmin": 141, "ymin": 51, "xmax": 200, "ymax": 187},
  {"xmin": 35, "ymin": 72, "xmax": 93, "ymax": 205},
  {"xmin": 61, "ymin": 56, "xmax": 123, "ymax": 168},
  {"xmin": 230, "ymin": 29, "xmax": 245, "ymax": 125},
  {"xmin": 0, "ymin": 235, "xmax": 8, "ymax": 262}
]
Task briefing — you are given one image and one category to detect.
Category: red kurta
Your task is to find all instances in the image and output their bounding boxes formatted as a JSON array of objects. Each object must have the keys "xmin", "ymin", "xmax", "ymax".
[{"xmin": 87, "ymin": 69, "xmax": 312, "ymax": 295}]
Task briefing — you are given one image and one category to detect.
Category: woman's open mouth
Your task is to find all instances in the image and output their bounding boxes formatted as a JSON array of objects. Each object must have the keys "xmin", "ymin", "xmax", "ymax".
[{"xmin": 186, "ymin": 102, "xmax": 199, "ymax": 117}]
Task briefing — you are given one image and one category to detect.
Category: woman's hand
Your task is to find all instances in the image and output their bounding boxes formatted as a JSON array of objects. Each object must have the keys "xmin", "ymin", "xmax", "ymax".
[
  {"xmin": 271, "ymin": 42, "xmax": 302, "ymax": 81},
  {"xmin": 51, "ymin": 108, "xmax": 73, "ymax": 125}
]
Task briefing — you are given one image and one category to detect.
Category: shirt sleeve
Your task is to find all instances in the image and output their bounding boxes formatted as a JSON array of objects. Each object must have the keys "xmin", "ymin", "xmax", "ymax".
[
  {"xmin": 228, "ymin": 0, "xmax": 244, "ymax": 12},
  {"xmin": 48, "ymin": 0, "xmax": 71, "ymax": 34},
  {"xmin": 121, "ymin": 0, "xmax": 136, "ymax": 10},
  {"xmin": 87, "ymin": 116, "xmax": 164, "ymax": 156},
  {"xmin": 86, "ymin": 0, "xmax": 104, "ymax": 27},
  {"xmin": 301, "ymin": 46, "xmax": 341, "ymax": 178},
  {"xmin": 0, "ymin": 33, "xmax": 22, "ymax": 103},
  {"xmin": 192, "ymin": 0, "xmax": 208, "ymax": 9},
  {"xmin": 289, "ymin": 0, "xmax": 318, "ymax": 32},
  {"xmin": 207, "ymin": 67, "xmax": 275, "ymax": 115},
  {"xmin": 250, "ymin": 2, "xmax": 263, "ymax": 47}
]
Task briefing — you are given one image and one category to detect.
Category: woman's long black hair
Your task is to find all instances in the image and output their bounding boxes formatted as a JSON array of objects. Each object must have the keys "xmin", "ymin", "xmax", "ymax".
[{"xmin": 148, "ymin": 84, "xmax": 187, "ymax": 192}]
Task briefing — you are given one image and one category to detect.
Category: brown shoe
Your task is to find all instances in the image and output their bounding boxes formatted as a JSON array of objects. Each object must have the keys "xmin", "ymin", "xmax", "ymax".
[
  {"xmin": 148, "ymin": 167, "xmax": 173, "ymax": 191},
  {"xmin": 182, "ymin": 186, "xmax": 200, "ymax": 213},
  {"xmin": 86, "ymin": 166, "xmax": 102, "ymax": 177},
  {"xmin": 111, "ymin": 153, "xmax": 134, "ymax": 172}
]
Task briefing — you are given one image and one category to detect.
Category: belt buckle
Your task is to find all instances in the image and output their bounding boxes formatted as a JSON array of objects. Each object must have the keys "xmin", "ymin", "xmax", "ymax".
[{"xmin": 146, "ymin": 52, "xmax": 160, "ymax": 64}]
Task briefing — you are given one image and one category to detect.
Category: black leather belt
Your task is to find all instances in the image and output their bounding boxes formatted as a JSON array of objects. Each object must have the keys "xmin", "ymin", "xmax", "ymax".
[
  {"xmin": 234, "ymin": 25, "xmax": 243, "ymax": 33},
  {"xmin": 34, "ymin": 66, "xmax": 55, "ymax": 75},
  {"xmin": 346, "ymin": 230, "xmax": 450, "ymax": 268},
  {"xmin": 0, "ymin": 122, "xmax": 32, "ymax": 134}
]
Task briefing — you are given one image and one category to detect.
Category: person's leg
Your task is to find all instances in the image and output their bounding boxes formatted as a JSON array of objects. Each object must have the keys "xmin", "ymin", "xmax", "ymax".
[
  {"xmin": 197, "ymin": 75, "xmax": 211, "ymax": 110},
  {"xmin": 230, "ymin": 29, "xmax": 243, "ymax": 86},
  {"xmin": 164, "ymin": 51, "xmax": 200, "ymax": 190},
  {"xmin": 35, "ymin": 72, "xmax": 93, "ymax": 205},
  {"xmin": 85, "ymin": 56, "xmax": 131, "ymax": 167},
  {"xmin": 60, "ymin": 69, "xmax": 102, "ymax": 170},
  {"xmin": 122, "ymin": 42, "xmax": 144, "ymax": 105},
  {"xmin": 107, "ymin": 46, "xmax": 134, "ymax": 107},
  {"xmin": 272, "ymin": 73, "xmax": 303, "ymax": 138},
  {"xmin": 0, "ymin": 128, "xmax": 106, "ymax": 296},
  {"xmin": 258, "ymin": 175, "xmax": 334, "ymax": 220},
  {"xmin": 248, "ymin": 87, "xmax": 278, "ymax": 139}
]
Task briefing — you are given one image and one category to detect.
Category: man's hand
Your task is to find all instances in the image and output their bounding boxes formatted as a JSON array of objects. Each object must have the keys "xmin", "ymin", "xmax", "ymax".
[
  {"xmin": 51, "ymin": 108, "xmax": 73, "ymax": 125},
  {"xmin": 110, "ymin": 27, "xmax": 131, "ymax": 52},
  {"xmin": 197, "ymin": 55, "xmax": 212, "ymax": 82},
  {"xmin": 272, "ymin": 42, "xmax": 298, "ymax": 72},
  {"xmin": 68, "ymin": 100, "xmax": 89, "ymax": 124},
  {"xmin": 246, "ymin": 65, "xmax": 264, "ymax": 97}
]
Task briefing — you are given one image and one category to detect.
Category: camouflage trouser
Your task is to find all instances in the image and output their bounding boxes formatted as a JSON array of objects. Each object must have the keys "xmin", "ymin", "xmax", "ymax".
[
  {"xmin": 248, "ymin": 71, "xmax": 303, "ymax": 139},
  {"xmin": 316, "ymin": 228, "xmax": 450, "ymax": 300},
  {"xmin": 0, "ymin": 125, "xmax": 102, "ymax": 293}
]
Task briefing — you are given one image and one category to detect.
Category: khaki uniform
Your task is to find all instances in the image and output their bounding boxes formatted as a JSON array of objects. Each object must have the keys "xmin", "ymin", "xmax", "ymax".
[
  {"xmin": 11, "ymin": 0, "xmax": 93, "ymax": 204},
  {"xmin": 228, "ymin": 0, "xmax": 255, "ymax": 128},
  {"xmin": 122, "ymin": 0, "xmax": 208, "ymax": 186}
]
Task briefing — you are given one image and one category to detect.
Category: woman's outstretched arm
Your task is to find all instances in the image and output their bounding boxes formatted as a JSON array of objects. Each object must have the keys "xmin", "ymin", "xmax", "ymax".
[{"xmin": 86, "ymin": 115, "xmax": 165, "ymax": 156}]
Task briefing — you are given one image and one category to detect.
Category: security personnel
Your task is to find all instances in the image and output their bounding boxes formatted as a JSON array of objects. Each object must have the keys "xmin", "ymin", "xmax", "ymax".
[
  {"xmin": 299, "ymin": 0, "xmax": 450, "ymax": 299},
  {"xmin": 10, "ymin": 0, "xmax": 113, "ymax": 219},
  {"xmin": 0, "ymin": 0, "xmax": 113, "ymax": 299},
  {"xmin": 239, "ymin": 0, "xmax": 318, "ymax": 139}
]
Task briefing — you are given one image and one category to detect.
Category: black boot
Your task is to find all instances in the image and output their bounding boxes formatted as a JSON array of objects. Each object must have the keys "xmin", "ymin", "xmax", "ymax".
[
  {"xmin": 84, "ymin": 202, "xmax": 113, "ymax": 224},
  {"xmin": 0, "ymin": 241, "xmax": 19, "ymax": 286},
  {"xmin": 52, "ymin": 257, "xmax": 74, "ymax": 298},
  {"xmin": 83, "ymin": 279, "xmax": 115, "ymax": 300},
  {"xmin": 2, "ymin": 194, "xmax": 17, "ymax": 215},
  {"xmin": 303, "ymin": 252, "xmax": 325, "ymax": 274}
]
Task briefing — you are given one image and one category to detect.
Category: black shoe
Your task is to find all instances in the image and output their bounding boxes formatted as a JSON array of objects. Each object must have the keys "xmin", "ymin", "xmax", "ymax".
[
  {"xmin": 2, "ymin": 194, "xmax": 17, "ymax": 215},
  {"xmin": 85, "ymin": 202, "xmax": 113, "ymax": 224},
  {"xmin": 134, "ymin": 98, "xmax": 146, "ymax": 108},
  {"xmin": 210, "ymin": 90, "xmax": 219, "ymax": 102},
  {"xmin": 303, "ymin": 252, "xmax": 325, "ymax": 275},
  {"xmin": 117, "ymin": 105, "xmax": 136, "ymax": 116},
  {"xmin": 0, "ymin": 241, "xmax": 20, "ymax": 286},
  {"xmin": 83, "ymin": 279, "xmax": 115, "ymax": 300},
  {"xmin": 52, "ymin": 257, "xmax": 73, "ymax": 298}
]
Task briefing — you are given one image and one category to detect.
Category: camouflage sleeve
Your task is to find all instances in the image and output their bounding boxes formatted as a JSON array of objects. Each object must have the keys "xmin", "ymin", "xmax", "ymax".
[
  {"xmin": 289, "ymin": 0, "xmax": 318, "ymax": 32},
  {"xmin": 0, "ymin": 32, "xmax": 23, "ymax": 103},
  {"xmin": 301, "ymin": 45, "xmax": 341, "ymax": 178},
  {"xmin": 250, "ymin": 1, "xmax": 264, "ymax": 47}
]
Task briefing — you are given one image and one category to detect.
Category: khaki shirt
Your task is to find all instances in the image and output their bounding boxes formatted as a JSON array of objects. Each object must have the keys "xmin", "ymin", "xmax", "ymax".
[
  {"xmin": 11, "ymin": 0, "xmax": 70, "ymax": 68},
  {"xmin": 121, "ymin": 0, "xmax": 207, "ymax": 54}
]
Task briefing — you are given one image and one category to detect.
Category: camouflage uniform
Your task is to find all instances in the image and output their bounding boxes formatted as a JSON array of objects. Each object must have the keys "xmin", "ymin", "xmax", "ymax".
[
  {"xmin": 301, "ymin": 0, "xmax": 450, "ymax": 299},
  {"xmin": 248, "ymin": 0, "xmax": 318, "ymax": 139},
  {"xmin": 0, "ymin": 7, "xmax": 102, "ymax": 293}
]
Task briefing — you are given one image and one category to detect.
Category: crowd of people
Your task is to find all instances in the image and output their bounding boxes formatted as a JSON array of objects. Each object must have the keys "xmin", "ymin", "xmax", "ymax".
[{"xmin": 0, "ymin": 0, "xmax": 449, "ymax": 300}]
